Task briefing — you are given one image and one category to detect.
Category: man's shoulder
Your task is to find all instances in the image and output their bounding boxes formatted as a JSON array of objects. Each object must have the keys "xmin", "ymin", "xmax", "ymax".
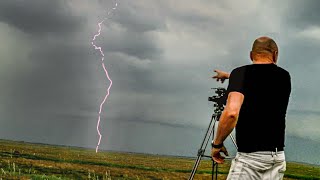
[
  {"xmin": 231, "ymin": 65, "xmax": 250, "ymax": 74},
  {"xmin": 233, "ymin": 64, "xmax": 290, "ymax": 76},
  {"xmin": 277, "ymin": 66, "xmax": 290, "ymax": 75},
  {"xmin": 274, "ymin": 66, "xmax": 291, "ymax": 80}
]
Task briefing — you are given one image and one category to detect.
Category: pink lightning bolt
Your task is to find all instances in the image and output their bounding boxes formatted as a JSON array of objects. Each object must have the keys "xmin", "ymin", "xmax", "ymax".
[{"xmin": 91, "ymin": 1, "xmax": 118, "ymax": 153}]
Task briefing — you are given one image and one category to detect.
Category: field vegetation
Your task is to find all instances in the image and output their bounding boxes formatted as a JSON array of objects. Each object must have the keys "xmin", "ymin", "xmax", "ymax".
[{"xmin": 0, "ymin": 139, "xmax": 319, "ymax": 179}]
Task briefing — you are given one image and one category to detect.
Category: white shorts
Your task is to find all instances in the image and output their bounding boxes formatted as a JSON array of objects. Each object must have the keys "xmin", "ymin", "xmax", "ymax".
[{"xmin": 227, "ymin": 151, "xmax": 286, "ymax": 180}]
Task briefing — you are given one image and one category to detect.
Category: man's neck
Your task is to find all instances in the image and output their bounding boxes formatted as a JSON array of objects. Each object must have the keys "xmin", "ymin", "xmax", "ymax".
[{"xmin": 252, "ymin": 59, "xmax": 275, "ymax": 64}]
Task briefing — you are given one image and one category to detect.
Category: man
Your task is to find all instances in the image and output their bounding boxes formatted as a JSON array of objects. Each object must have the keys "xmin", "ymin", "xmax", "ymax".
[{"xmin": 211, "ymin": 36, "xmax": 291, "ymax": 180}]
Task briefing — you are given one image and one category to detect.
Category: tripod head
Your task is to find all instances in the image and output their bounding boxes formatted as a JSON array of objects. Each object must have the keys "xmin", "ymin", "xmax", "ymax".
[{"xmin": 208, "ymin": 87, "xmax": 227, "ymax": 120}]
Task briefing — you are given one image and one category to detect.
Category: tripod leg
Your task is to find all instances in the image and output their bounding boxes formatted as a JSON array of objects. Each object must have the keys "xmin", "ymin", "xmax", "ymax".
[
  {"xmin": 189, "ymin": 127, "xmax": 215, "ymax": 180},
  {"xmin": 188, "ymin": 115, "xmax": 218, "ymax": 180},
  {"xmin": 212, "ymin": 161, "xmax": 215, "ymax": 180},
  {"xmin": 215, "ymin": 162, "xmax": 218, "ymax": 180},
  {"xmin": 211, "ymin": 161, "xmax": 219, "ymax": 180},
  {"xmin": 189, "ymin": 155, "xmax": 203, "ymax": 179},
  {"xmin": 229, "ymin": 134, "xmax": 238, "ymax": 150}
]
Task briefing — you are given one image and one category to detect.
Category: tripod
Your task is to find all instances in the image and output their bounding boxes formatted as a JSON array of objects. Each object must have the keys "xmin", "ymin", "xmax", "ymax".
[{"xmin": 188, "ymin": 88, "xmax": 238, "ymax": 180}]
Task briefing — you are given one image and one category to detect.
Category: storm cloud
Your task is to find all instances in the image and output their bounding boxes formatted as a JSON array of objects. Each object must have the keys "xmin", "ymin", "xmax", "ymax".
[
  {"xmin": 0, "ymin": 0, "xmax": 85, "ymax": 36},
  {"xmin": 0, "ymin": 0, "xmax": 319, "ymax": 165}
]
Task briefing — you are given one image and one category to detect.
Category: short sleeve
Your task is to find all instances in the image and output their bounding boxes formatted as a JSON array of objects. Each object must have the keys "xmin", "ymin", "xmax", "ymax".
[
  {"xmin": 286, "ymin": 71, "xmax": 291, "ymax": 96},
  {"xmin": 227, "ymin": 68, "xmax": 245, "ymax": 95}
]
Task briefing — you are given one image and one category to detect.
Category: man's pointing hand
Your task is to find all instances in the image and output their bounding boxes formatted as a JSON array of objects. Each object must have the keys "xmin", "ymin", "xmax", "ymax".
[{"xmin": 212, "ymin": 69, "xmax": 230, "ymax": 83}]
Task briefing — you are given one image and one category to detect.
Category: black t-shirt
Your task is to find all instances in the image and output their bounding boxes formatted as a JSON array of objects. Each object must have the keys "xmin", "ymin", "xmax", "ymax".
[{"xmin": 227, "ymin": 63, "xmax": 291, "ymax": 152}]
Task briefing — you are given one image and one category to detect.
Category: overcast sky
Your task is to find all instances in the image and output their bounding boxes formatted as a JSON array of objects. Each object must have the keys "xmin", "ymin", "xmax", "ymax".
[{"xmin": 0, "ymin": 0, "xmax": 319, "ymax": 165}]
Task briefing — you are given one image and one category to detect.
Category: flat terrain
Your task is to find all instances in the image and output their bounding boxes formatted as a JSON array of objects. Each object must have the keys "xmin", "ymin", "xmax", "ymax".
[{"xmin": 0, "ymin": 139, "xmax": 319, "ymax": 179}]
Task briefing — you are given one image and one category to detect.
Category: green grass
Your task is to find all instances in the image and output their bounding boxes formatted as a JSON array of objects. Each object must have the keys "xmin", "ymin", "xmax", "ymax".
[{"xmin": 0, "ymin": 139, "xmax": 319, "ymax": 179}]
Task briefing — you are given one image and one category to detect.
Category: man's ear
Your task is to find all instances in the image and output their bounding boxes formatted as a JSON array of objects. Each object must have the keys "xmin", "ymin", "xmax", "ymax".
[
  {"xmin": 250, "ymin": 51, "xmax": 253, "ymax": 62},
  {"xmin": 273, "ymin": 50, "xmax": 278, "ymax": 63}
]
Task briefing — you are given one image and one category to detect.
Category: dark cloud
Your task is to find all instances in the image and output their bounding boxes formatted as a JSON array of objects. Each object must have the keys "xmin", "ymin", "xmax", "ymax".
[
  {"xmin": 4, "ymin": 39, "xmax": 94, "ymax": 121},
  {"xmin": 111, "ymin": 1, "xmax": 167, "ymax": 32},
  {"xmin": 281, "ymin": 37, "xmax": 320, "ymax": 67},
  {"xmin": 98, "ymin": 30, "xmax": 163, "ymax": 60},
  {"xmin": 0, "ymin": 0, "xmax": 319, "ymax": 166},
  {"xmin": 285, "ymin": 0, "xmax": 320, "ymax": 29},
  {"xmin": 94, "ymin": 2, "xmax": 165, "ymax": 61},
  {"xmin": 0, "ymin": 0, "xmax": 85, "ymax": 35}
]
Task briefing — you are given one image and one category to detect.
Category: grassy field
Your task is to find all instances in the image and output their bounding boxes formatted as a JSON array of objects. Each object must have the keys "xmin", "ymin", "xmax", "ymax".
[{"xmin": 0, "ymin": 139, "xmax": 319, "ymax": 180}]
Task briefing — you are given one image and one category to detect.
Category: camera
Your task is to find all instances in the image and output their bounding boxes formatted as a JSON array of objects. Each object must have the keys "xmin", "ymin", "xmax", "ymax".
[
  {"xmin": 208, "ymin": 87, "xmax": 227, "ymax": 105},
  {"xmin": 208, "ymin": 88, "xmax": 227, "ymax": 119}
]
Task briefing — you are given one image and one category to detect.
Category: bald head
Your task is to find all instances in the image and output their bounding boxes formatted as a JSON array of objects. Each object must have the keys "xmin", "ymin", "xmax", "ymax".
[
  {"xmin": 251, "ymin": 36, "xmax": 279, "ymax": 63},
  {"xmin": 252, "ymin": 36, "xmax": 278, "ymax": 54}
]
